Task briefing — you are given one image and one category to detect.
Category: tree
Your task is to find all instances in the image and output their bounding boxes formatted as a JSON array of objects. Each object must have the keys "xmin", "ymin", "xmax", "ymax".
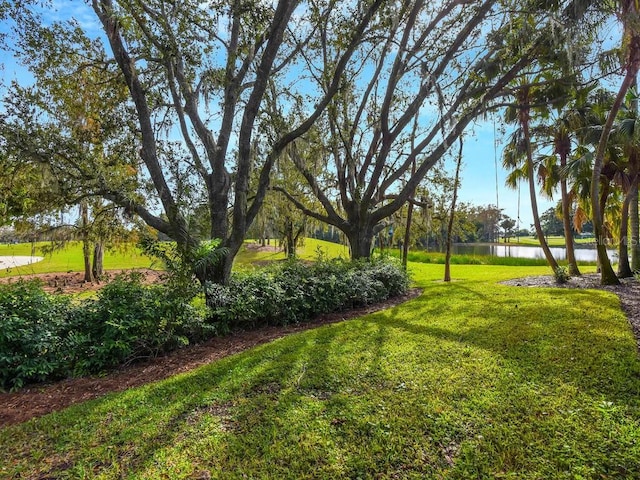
[
  {"xmin": 1, "ymin": 20, "xmax": 140, "ymax": 282},
  {"xmin": 563, "ymin": 90, "xmax": 616, "ymax": 234},
  {"xmin": 571, "ymin": 0, "xmax": 640, "ymax": 285},
  {"xmin": 90, "ymin": 0, "xmax": 388, "ymax": 285},
  {"xmin": 500, "ymin": 216, "xmax": 517, "ymax": 242},
  {"xmin": 444, "ymin": 138, "xmax": 463, "ymax": 282},
  {"xmin": 615, "ymin": 82, "xmax": 640, "ymax": 275},
  {"xmin": 503, "ymin": 72, "xmax": 573, "ymax": 272},
  {"xmin": 540, "ymin": 207, "xmax": 565, "ymax": 237},
  {"xmin": 0, "ymin": 150, "xmax": 59, "ymax": 226},
  {"xmin": 472, "ymin": 205, "xmax": 503, "ymax": 243},
  {"xmin": 4, "ymin": 0, "xmax": 386, "ymax": 288},
  {"xmin": 261, "ymin": 155, "xmax": 313, "ymax": 258},
  {"xmin": 537, "ymin": 104, "xmax": 587, "ymax": 275},
  {"xmin": 278, "ymin": 1, "xmax": 563, "ymax": 259}
]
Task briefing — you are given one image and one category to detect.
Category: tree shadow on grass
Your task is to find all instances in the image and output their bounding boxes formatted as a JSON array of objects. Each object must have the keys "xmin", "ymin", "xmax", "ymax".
[
  {"xmin": 5, "ymin": 282, "xmax": 640, "ymax": 478},
  {"xmin": 21, "ymin": 316, "xmax": 396, "ymax": 478},
  {"xmin": 368, "ymin": 283, "xmax": 640, "ymax": 405}
]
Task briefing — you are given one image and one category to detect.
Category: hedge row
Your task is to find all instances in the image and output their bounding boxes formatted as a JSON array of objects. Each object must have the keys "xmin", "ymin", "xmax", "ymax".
[
  {"xmin": 207, "ymin": 258, "xmax": 410, "ymax": 329},
  {"xmin": 0, "ymin": 273, "xmax": 209, "ymax": 391},
  {"xmin": 0, "ymin": 258, "xmax": 409, "ymax": 391}
]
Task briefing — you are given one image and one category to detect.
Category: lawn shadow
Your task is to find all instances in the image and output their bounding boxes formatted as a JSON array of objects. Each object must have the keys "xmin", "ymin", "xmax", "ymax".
[
  {"xmin": 27, "ymin": 315, "xmax": 396, "ymax": 477},
  {"xmin": 365, "ymin": 283, "xmax": 640, "ymax": 407}
]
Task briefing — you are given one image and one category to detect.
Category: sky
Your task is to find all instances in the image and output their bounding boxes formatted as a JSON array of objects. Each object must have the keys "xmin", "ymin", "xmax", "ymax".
[
  {"xmin": 0, "ymin": 1, "xmax": 624, "ymax": 233},
  {"xmin": 457, "ymin": 119, "xmax": 536, "ymax": 230}
]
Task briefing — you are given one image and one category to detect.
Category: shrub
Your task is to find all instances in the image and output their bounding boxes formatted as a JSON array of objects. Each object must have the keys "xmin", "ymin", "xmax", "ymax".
[
  {"xmin": 207, "ymin": 258, "xmax": 409, "ymax": 330},
  {"xmin": 0, "ymin": 281, "xmax": 71, "ymax": 391},
  {"xmin": 66, "ymin": 273, "xmax": 209, "ymax": 375},
  {"xmin": 0, "ymin": 258, "xmax": 408, "ymax": 389},
  {"xmin": 364, "ymin": 258, "xmax": 411, "ymax": 297},
  {"xmin": 207, "ymin": 270, "xmax": 287, "ymax": 329},
  {"xmin": 277, "ymin": 259, "xmax": 352, "ymax": 319},
  {"xmin": 554, "ymin": 266, "xmax": 571, "ymax": 284}
]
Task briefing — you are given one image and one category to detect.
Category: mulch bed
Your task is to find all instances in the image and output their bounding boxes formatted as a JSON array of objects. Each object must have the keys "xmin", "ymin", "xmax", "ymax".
[
  {"xmin": 0, "ymin": 288, "xmax": 422, "ymax": 428},
  {"xmin": 0, "ymin": 269, "xmax": 163, "ymax": 295}
]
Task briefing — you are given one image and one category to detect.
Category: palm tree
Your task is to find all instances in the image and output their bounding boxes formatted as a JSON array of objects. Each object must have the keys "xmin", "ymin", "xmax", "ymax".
[
  {"xmin": 503, "ymin": 83, "xmax": 560, "ymax": 272},
  {"xmin": 607, "ymin": 147, "xmax": 634, "ymax": 277},
  {"xmin": 536, "ymin": 111, "xmax": 583, "ymax": 275},
  {"xmin": 566, "ymin": 0, "xmax": 640, "ymax": 284},
  {"xmin": 616, "ymin": 80, "xmax": 640, "ymax": 273}
]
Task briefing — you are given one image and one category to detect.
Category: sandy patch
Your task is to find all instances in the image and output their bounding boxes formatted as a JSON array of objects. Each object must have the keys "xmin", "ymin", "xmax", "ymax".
[{"xmin": 0, "ymin": 256, "xmax": 43, "ymax": 269}]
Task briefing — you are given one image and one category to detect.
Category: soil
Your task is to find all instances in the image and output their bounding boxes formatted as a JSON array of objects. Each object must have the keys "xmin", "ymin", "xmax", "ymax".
[
  {"xmin": 0, "ymin": 269, "xmax": 164, "ymax": 295},
  {"xmin": 0, "ymin": 287, "xmax": 422, "ymax": 427}
]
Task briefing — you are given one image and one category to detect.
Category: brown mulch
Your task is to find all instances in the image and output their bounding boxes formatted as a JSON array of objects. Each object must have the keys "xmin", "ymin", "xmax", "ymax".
[
  {"xmin": 502, "ymin": 273, "xmax": 640, "ymax": 352},
  {"xmin": 0, "ymin": 288, "xmax": 422, "ymax": 428},
  {"xmin": 0, "ymin": 269, "xmax": 163, "ymax": 295}
]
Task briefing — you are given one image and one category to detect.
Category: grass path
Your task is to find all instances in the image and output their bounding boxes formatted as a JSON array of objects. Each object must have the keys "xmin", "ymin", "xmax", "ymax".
[{"xmin": 1, "ymin": 263, "xmax": 639, "ymax": 478}]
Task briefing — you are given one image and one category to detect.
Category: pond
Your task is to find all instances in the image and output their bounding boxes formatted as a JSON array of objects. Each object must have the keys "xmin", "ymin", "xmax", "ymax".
[{"xmin": 452, "ymin": 243, "xmax": 618, "ymax": 263}]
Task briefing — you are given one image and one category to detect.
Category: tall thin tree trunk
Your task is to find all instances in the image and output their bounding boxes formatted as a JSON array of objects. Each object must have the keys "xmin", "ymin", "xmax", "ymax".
[
  {"xmin": 80, "ymin": 201, "xmax": 94, "ymax": 283},
  {"xmin": 445, "ymin": 139, "xmax": 463, "ymax": 282},
  {"xmin": 618, "ymin": 189, "xmax": 633, "ymax": 277},
  {"xmin": 402, "ymin": 160, "xmax": 417, "ymax": 270},
  {"xmin": 560, "ymin": 152, "xmax": 580, "ymax": 275},
  {"xmin": 521, "ymin": 103, "xmax": 559, "ymax": 271},
  {"xmin": 92, "ymin": 241, "xmax": 104, "ymax": 280}
]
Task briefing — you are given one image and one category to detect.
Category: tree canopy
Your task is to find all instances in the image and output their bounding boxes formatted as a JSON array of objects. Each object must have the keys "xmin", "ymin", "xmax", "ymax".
[{"xmin": 0, "ymin": 0, "xmax": 636, "ymax": 286}]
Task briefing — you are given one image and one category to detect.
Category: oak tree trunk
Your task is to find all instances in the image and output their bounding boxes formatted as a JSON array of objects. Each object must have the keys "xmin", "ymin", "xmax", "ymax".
[
  {"xmin": 92, "ymin": 241, "xmax": 104, "ymax": 281},
  {"xmin": 80, "ymin": 202, "xmax": 94, "ymax": 283}
]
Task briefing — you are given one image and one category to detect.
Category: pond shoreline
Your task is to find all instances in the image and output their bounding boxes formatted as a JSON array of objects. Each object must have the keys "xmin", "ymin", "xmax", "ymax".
[{"xmin": 449, "ymin": 242, "xmax": 616, "ymax": 262}]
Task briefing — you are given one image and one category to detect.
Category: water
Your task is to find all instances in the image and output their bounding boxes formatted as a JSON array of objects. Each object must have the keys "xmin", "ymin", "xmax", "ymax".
[{"xmin": 451, "ymin": 243, "xmax": 618, "ymax": 263}]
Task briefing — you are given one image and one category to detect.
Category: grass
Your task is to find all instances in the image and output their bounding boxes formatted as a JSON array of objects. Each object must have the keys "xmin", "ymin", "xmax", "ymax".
[
  {"xmin": 0, "ymin": 242, "xmax": 156, "ymax": 277},
  {"xmin": 502, "ymin": 235, "xmax": 596, "ymax": 247},
  {"xmin": 1, "ymin": 262, "xmax": 639, "ymax": 479},
  {"xmin": 234, "ymin": 238, "xmax": 351, "ymax": 267},
  {"xmin": 387, "ymin": 248, "xmax": 597, "ymax": 267},
  {"xmin": 0, "ymin": 239, "xmax": 346, "ymax": 278}
]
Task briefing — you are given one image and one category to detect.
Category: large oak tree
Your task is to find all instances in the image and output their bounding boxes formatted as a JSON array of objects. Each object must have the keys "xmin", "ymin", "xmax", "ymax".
[
  {"xmin": 277, "ymin": 0, "xmax": 574, "ymax": 259},
  {"xmin": 88, "ymin": 0, "xmax": 386, "ymax": 284}
]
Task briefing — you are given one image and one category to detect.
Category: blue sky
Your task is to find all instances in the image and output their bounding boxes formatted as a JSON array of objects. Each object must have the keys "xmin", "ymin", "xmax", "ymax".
[{"xmin": 458, "ymin": 119, "xmax": 538, "ymax": 230}]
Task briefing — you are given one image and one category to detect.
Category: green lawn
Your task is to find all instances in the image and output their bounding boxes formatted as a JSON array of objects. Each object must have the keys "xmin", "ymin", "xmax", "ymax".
[
  {"xmin": 0, "ymin": 239, "xmax": 346, "ymax": 278},
  {"xmin": 2, "ymin": 262, "xmax": 639, "ymax": 478},
  {"xmin": 502, "ymin": 235, "xmax": 596, "ymax": 247},
  {"xmin": 234, "ymin": 238, "xmax": 351, "ymax": 266},
  {"xmin": 0, "ymin": 242, "xmax": 156, "ymax": 277}
]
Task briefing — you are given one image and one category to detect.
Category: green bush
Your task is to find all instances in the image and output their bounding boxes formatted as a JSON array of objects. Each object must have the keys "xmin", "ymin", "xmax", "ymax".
[
  {"xmin": 0, "ymin": 259, "xmax": 408, "ymax": 389},
  {"xmin": 208, "ymin": 270, "xmax": 287, "ymax": 329},
  {"xmin": 0, "ymin": 275, "xmax": 211, "ymax": 389},
  {"xmin": 207, "ymin": 258, "xmax": 409, "ymax": 330},
  {"xmin": 66, "ymin": 273, "xmax": 210, "ymax": 375},
  {"xmin": 0, "ymin": 281, "xmax": 71, "ymax": 391}
]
